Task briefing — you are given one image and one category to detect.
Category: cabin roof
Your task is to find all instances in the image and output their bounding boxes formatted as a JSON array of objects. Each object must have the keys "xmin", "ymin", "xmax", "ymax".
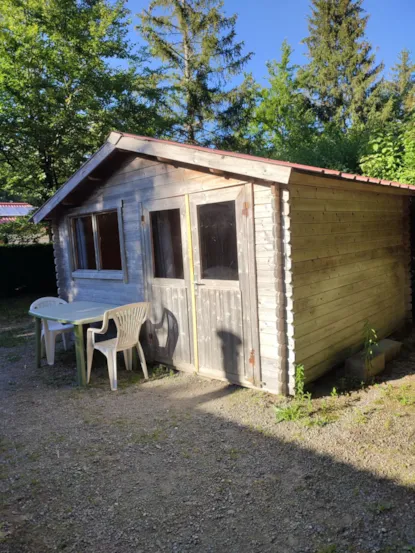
[{"xmin": 31, "ymin": 131, "xmax": 415, "ymax": 224}]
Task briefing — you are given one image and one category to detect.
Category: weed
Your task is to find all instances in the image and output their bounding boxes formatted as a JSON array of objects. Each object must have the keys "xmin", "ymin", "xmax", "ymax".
[
  {"xmin": 133, "ymin": 428, "xmax": 165, "ymax": 444},
  {"xmin": 353, "ymin": 410, "xmax": 368, "ymax": 425},
  {"xmin": 316, "ymin": 545, "xmax": 337, "ymax": 553},
  {"xmin": 363, "ymin": 320, "xmax": 378, "ymax": 371},
  {"xmin": 304, "ymin": 413, "xmax": 339, "ymax": 427},
  {"xmin": 228, "ymin": 448, "xmax": 241, "ymax": 460},
  {"xmin": 369, "ymin": 501, "xmax": 393, "ymax": 514},
  {"xmin": 275, "ymin": 401, "xmax": 303, "ymax": 423},
  {"xmin": 330, "ymin": 387, "xmax": 338, "ymax": 398},
  {"xmin": 150, "ymin": 364, "xmax": 174, "ymax": 379},
  {"xmin": 275, "ymin": 364, "xmax": 312, "ymax": 423},
  {"xmin": 6, "ymin": 353, "xmax": 21, "ymax": 362}
]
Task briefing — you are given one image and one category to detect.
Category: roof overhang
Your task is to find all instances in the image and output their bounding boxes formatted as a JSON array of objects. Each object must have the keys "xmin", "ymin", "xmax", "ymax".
[{"xmin": 31, "ymin": 131, "xmax": 415, "ymax": 224}]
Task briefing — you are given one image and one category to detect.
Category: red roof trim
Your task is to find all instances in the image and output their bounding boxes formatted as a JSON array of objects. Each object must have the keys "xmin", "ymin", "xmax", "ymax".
[
  {"xmin": 115, "ymin": 131, "xmax": 415, "ymax": 191},
  {"xmin": 0, "ymin": 202, "xmax": 33, "ymax": 207}
]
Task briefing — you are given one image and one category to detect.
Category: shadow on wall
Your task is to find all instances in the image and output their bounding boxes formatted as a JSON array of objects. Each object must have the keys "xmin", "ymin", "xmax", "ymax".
[
  {"xmin": 144, "ymin": 307, "xmax": 179, "ymax": 364},
  {"xmin": 217, "ymin": 328, "xmax": 242, "ymax": 377}
]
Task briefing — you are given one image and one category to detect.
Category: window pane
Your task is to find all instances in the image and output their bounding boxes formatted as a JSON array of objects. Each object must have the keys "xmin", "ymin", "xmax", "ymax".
[
  {"xmin": 96, "ymin": 211, "xmax": 122, "ymax": 270},
  {"xmin": 198, "ymin": 200, "xmax": 239, "ymax": 280},
  {"xmin": 150, "ymin": 209, "xmax": 184, "ymax": 279},
  {"xmin": 72, "ymin": 216, "xmax": 96, "ymax": 270}
]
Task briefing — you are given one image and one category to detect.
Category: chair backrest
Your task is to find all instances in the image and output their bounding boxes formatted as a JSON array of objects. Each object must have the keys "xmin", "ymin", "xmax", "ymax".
[
  {"xmin": 30, "ymin": 297, "xmax": 68, "ymax": 331},
  {"xmin": 107, "ymin": 302, "xmax": 150, "ymax": 350},
  {"xmin": 30, "ymin": 297, "xmax": 68, "ymax": 312}
]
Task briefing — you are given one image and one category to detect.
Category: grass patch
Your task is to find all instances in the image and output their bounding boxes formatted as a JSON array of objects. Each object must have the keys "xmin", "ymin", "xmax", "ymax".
[
  {"xmin": 0, "ymin": 329, "xmax": 29, "ymax": 348},
  {"xmin": 149, "ymin": 364, "xmax": 176, "ymax": 379},
  {"xmin": 6, "ymin": 353, "xmax": 22, "ymax": 362},
  {"xmin": 132, "ymin": 428, "xmax": 165, "ymax": 444}
]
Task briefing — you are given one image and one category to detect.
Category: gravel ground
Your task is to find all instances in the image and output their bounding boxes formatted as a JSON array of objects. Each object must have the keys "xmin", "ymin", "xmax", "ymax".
[{"xmin": 0, "ymin": 297, "xmax": 414, "ymax": 553}]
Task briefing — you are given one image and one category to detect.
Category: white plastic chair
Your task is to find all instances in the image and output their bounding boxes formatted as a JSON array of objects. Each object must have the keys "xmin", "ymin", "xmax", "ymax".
[
  {"xmin": 30, "ymin": 297, "xmax": 74, "ymax": 366},
  {"xmin": 86, "ymin": 302, "xmax": 150, "ymax": 391}
]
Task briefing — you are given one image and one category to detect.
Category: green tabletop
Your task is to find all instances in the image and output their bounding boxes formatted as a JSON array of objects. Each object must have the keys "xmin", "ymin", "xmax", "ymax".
[{"xmin": 29, "ymin": 300, "xmax": 120, "ymax": 386}]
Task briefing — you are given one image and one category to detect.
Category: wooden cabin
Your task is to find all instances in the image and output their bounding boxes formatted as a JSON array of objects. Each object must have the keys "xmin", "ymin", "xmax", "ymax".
[{"xmin": 32, "ymin": 132, "xmax": 414, "ymax": 394}]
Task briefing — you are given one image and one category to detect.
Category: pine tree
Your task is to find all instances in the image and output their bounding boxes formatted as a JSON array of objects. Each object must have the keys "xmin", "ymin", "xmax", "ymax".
[
  {"xmin": 302, "ymin": 0, "xmax": 389, "ymax": 130},
  {"xmin": 137, "ymin": 0, "xmax": 253, "ymax": 146},
  {"xmin": 389, "ymin": 49, "xmax": 415, "ymax": 119}
]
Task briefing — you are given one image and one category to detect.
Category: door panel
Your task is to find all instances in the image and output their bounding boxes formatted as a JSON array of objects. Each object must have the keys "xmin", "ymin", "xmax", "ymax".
[
  {"xmin": 142, "ymin": 197, "xmax": 194, "ymax": 369},
  {"xmin": 190, "ymin": 186, "xmax": 253, "ymax": 382}
]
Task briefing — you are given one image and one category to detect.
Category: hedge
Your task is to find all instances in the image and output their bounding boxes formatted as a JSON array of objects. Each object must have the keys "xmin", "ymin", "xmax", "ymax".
[{"xmin": 0, "ymin": 244, "xmax": 57, "ymax": 298}]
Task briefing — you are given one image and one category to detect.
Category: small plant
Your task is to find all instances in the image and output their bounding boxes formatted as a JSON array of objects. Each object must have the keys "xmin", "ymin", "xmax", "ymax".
[
  {"xmin": 295, "ymin": 363, "xmax": 306, "ymax": 397},
  {"xmin": 274, "ymin": 364, "xmax": 312, "ymax": 423},
  {"xmin": 330, "ymin": 387, "xmax": 338, "ymax": 398},
  {"xmin": 275, "ymin": 401, "xmax": 303, "ymax": 423},
  {"xmin": 316, "ymin": 545, "xmax": 337, "ymax": 553},
  {"xmin": 363, "ymin": 320, "xmax": 378, "ymax": 370}
]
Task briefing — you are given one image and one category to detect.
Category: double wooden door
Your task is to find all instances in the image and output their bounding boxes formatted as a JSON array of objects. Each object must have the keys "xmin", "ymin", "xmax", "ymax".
[{"xmin": 142, "ymin": 185, "xmax": 257, "ymax": 385}]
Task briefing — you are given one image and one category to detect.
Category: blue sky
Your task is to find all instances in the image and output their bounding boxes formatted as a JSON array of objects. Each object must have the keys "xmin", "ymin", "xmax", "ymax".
[{"xmin": 125, "ymin": 0, "xmax": 415, "ymax": 83}]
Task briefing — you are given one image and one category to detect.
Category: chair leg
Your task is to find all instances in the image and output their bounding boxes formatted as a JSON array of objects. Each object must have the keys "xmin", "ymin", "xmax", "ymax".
[
  {"xmin": 45, "ymin": 332, "xmax": 56, "ymax": 366},
  {"xmin": 136, "ymin": 342, "xmax": 148, "ymax": 380},
  {"xmin": 62, "ymin": 332, "xmax": 68, "ymax": 351},
  {"xmin": 107, "ymin": 350, "xmax": 118, "ymax": 391},
  {"xmin": 123, "ymin": 349, "xmax": 133, "ymax": 371},
  {"xmin": 86, "ymin": 333, "xmax": 94, "ymax": 384}
]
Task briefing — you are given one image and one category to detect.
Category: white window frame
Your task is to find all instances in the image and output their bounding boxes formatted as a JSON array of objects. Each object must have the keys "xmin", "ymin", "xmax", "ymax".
[{"xmin": 67, "ymin": 200, "xmax": 128, "ymax": 283}]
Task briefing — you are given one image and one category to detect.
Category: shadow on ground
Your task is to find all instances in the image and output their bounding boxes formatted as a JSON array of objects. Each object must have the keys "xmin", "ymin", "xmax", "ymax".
[{"xmin": 0, "ymin": 300, "xmax": 414, "ymax": 553}]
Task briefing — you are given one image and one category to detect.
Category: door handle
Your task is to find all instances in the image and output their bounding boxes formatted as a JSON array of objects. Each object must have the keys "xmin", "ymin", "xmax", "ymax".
[{"xmin": 194, "ymin": 282, "xmax": 205, "ymax": 286}]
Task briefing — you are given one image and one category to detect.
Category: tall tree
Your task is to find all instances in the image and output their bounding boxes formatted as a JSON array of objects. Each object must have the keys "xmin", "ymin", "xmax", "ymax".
[
  {"xmin": 137, "ymin": 0, "xmax": 253, "ymax": 146},
  {"xmin": 388, "ymin": 49, "xmax": 415, "ymax": 119},
  {"xmin": 302, "ymin": 0, "xmax": 390, "ymax": 130},
  {"xmin": 0, "ymin": 0, "xmax": 168, "ymax": 205}
]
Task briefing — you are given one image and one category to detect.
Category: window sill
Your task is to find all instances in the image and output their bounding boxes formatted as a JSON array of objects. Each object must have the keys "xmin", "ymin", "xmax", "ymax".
[{"xmin": 72, "ymin": 270, "xmax": 124, "ymax": 281}]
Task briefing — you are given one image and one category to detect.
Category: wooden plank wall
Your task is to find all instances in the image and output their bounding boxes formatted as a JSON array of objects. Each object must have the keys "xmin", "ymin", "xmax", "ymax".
[
  {"xmin": 289, "ymin": 173, "xmax": 412, "ymax": 384},
  {"xmin": 254, "ymin": 184, "xmax": 286, "ymax": 394}
]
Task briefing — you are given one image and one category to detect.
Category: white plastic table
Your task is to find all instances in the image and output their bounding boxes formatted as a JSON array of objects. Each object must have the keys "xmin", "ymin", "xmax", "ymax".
[{"xmin": 29, "ymin": 301, "xmax": 119, "ymax": 386}]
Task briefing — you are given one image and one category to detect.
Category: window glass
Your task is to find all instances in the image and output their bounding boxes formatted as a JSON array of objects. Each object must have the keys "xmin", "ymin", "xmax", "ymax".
[
  {"xmin": 198, "ymin": 200, "xmax": 239, "ymax": 280},
  {"xmin": 96, "ymin": 211, "xmax": 122, "ymax": 270},
  {"xmin": 150, "ymin": 209, "xmax": 184, "ymax": 279},
  {"xmin": 72, "ymin": 216, "xmax": 96, "ymax": 270}
]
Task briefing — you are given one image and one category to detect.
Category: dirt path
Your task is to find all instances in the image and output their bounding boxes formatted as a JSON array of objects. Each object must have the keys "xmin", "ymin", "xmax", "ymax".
[{"xmin": 0, "ymin": 303, "xmax": 414, "ymax": 553}]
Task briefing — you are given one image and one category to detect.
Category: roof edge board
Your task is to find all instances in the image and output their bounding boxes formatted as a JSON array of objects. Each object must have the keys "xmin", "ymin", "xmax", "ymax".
[{"xmin": 116, "ymin": 136, "xmax": 292, "ymax": 186}]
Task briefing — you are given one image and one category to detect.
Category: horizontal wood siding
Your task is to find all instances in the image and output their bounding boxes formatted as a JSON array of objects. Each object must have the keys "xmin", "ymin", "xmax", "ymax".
[
  {"xmin": 290, "ymin": 174, "xmax": 411, "ymax": 383},
  {"xmin": 254, "ymin": 184, "xmax": 286, "ymax": 394}
]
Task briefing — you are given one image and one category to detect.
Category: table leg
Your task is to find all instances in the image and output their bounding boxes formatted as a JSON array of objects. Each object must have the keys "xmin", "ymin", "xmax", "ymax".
[
  {"xmin": 34, "ymin": 318, "xmax": 41, "ymax": 368},
  {"xmin": 132, "ymin": 347, "xmax": 139, "ymax": 371},
  {"xmin": 74, "ymin": 324, "xmax": 86, "ymax": 386}
]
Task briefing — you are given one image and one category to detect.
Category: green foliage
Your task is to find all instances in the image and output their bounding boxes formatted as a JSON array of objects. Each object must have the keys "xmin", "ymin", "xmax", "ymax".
[
  {"xmin": 250, "ymin": 41, "xmax": 315, "ymax": 157},
  {"xmin": 360, "ymin": 115, "xmax": 415, "ymax": 184},
  {"xmin": 0, "ymin": 244, "xmax": 57, "ymax": 297},
  {"xmin": 0, "ymin": 0, "xmax": 169, "ymax": 205},
  {"xmin": 137, "ymin": 0, "xmax": 253, "ymax": 146},
  {"xmin": 0, "ymin": 217, "xmax": 48, "ymax": 245},
  {"xmin": 363, "ymin": 321, "xmax": 378, "ymax": 371}
]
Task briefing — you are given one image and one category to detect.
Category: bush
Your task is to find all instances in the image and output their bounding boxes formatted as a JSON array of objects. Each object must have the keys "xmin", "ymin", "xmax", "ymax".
[{"xmin": 0, "ymin": 244, "xmax": 57, "ymax": 298}]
